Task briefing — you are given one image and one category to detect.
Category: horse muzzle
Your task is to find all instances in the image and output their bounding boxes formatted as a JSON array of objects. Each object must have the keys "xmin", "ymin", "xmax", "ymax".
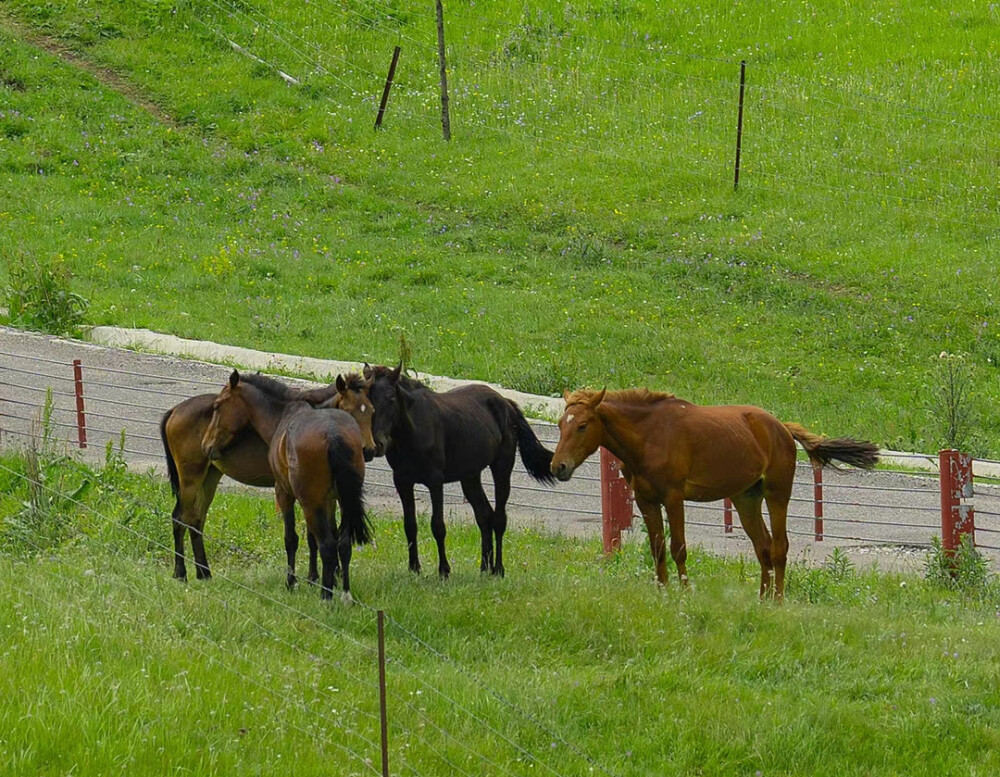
[
  {"xmin": 551, "ymin": 461, "xmax": 576, "ymax": 482},
  {"xmin": 363, "ymin": 447, "xmax": 376, "ymax": 462}
]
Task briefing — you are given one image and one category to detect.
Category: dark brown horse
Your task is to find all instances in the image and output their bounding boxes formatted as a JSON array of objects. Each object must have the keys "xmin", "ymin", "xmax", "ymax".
[
  {"xmin": 160, "ymin": 374, "xmax": 374, "ymax": 584},
  {"xmin": 366, "ymin": 364, "xmax": 555, "ymax": 578},
  {"xmin": 550, "ymin": 388, "xmax": 879, "ymax": 600},
  {"xmin": 201, "ymin": 371, "xmax": 373, "ymax": 601}
]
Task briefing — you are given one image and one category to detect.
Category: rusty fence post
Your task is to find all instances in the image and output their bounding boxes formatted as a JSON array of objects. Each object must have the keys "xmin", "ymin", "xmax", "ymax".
[
  {"xmin": 377, "ymin": 610, "xmax": 390, "ymax": 777},
  {"xmin": 723, "ymin": 498, "xmax": 733, "ymax": 534},
  {"xmin": 600, "ymin": 447, "xmax": 633, "ymax": 554},
  {"xmin": 939, "ymin": 449, "xmax": 974, "ymax": 556},
  {"xmin": 72, "ymin": 359, "xmax": 87, "ymax": 449},
  {"xmin": 813, "ymin": 465, "xmax": 824, "ymax": 541}
]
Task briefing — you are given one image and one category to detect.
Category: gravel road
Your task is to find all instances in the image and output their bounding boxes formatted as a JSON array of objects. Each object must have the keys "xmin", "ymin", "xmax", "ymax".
[{"xmin": 3, "ymin": 326, "xmax": 999, "ymax": 573}]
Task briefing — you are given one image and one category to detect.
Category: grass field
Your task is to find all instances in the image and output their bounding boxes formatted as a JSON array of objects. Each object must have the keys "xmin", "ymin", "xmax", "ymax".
[
  {"xmin": 3, "ymin": 444, "xmax": 1000, "ymax": 776},
  {"xmin": 0, "ymin": 0, "xmax": 998, "ymax": 455}
]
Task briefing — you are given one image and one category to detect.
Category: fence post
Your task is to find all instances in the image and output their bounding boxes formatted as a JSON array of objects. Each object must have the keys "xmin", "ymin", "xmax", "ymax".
[
  {"xmin": 375, "ymin": 45, "xmax": 402, "ymax": 130},
  {"xmin": 435, "ymin": 0, "xmax": 451, "ymax": 141},
  {"xmin": 377, "ymin": 610, "xmax": 390, "ymax": 777},
  {"xmin": 72, "ymin": 359, "xmax": 87, "ymax": 449},
  {"xmin": 600, "ymin": 447, "xmax": 633, "ymax": 554},
  {"xmin": 723, "ymin": 498, "xmax": 733, "ymax": 534},
  {"xmin": 813, "ymin": 465, "xmax": 824, "ymax": 541},
  {"xmin": 939, "ymin": 449, "xmax": 975, "ymax": 556},
  {"xmin": 733, "ymin": 59, "xmax": 747, "ymax": 191}
]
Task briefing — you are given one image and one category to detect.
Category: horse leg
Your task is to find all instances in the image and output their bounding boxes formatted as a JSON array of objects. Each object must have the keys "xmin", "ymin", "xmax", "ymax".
[
  {"xmin": 429, "ymin": 483, "xmax": 451, "ymax": 579},
  {"xmin": 171, "ymin": 497, "xmax": 188, "ymax": 582},
  {"xmin": 190, "ymin": 467, "xmax": 222, "ymax": 580},
  {"xmin": 277, "ymin": 487, "xmax": 298, "ymax": 590},
  {"xmin": 308, "ymin": 504, "xmax": 336, "ymax": 601},
  {"xmin": 731, "ymin": 487, "xmax": 773, "ymax": 599},
  {"xmin": 306, "ymin": 530, "xmax": 319, "ymax": 585},
  {"xmin": 327, "ymin": 493, "xmax": 341, "ymax": 587},
  {"xmin": 394, "ymin": 473, "xmax": 421, "ymax": 574},
  {"xmin": 461, "ymin": 474, "xmax": 494, "ymax": 573},
  {"xmin": 490, "ymin": 457, "xmax": 513, "ymax": 578},
  {"xmin": 337, "ymin": 523, "xmax": 353, "ymax": 604},
  {"xmin": 635, "ymin": 494, "xmax": 669, "ymax": 585},
  {"xmin": 663, "ymin": 494, "xmax": 689, "ymax": 586},
  {"xmin": 763, "ymin": 483, "xmax": 792, "ymax": 603}
]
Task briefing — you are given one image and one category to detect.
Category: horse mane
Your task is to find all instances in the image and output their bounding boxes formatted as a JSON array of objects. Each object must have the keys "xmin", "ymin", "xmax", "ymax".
[
  {"xmin": 368, "ymin": 364, "xmax": 427, "ymax": 392},
  {"xmin": 566, "ymin": 387, "xmax": 675, "ymax": 406},
  {"xmin": 238, "ymin": 372, "xmax": 298, "ymax": 400}
]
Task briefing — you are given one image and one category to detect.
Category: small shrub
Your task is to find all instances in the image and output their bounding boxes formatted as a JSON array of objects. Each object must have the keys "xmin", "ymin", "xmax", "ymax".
[
  {"xmin": 929, "ymin": 352, "xmax": 978, "ymax": 453},
  {"xmin": 4, "ymin": 254, "xmax": 89, "ymax": 336},
  {"xmin": 924, "ymin": 535, "xmax": 990, "ymax": 593}
]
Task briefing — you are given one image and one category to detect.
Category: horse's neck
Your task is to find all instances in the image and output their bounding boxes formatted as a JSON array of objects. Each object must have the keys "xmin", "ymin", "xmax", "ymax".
[
  {"xmin": 297, "ymin": 383, "xmax": 339, "ymax": 405},
  {"xmin": 245, "ymin": 390, "xmax": 303, "ymax": 442},
  {"xmin": 598, "ymin": 400, "xmax": 669, "ymax": 470}
]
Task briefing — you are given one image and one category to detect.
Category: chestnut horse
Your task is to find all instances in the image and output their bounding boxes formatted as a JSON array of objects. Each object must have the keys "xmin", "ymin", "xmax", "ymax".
[
  {"xmin": 366, "ymin": 364, "xmax": 555, "ymax": 578},
  {"xmin": 161, "ymin": 374, "xmax": 374, "ymax": 585},
  {"xmin": 202, "ymin": 371, "xmax": 374, "ymax": 601},
  {"xmin": 550, "ymin": 388, "xmax": 879, "ymax": 600}
]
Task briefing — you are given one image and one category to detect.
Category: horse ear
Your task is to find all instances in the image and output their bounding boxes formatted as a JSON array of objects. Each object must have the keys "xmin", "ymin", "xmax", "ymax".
[
  {"xmin": 563, "ymin": 389, "xmax": 572, "ymax": 403},
  {"xmin": 390, "ymin": 362, "xmax": 402, "ymax": 383},
  {"xmin": 336, "ymin": 374, "xmax": 347, "ymax": 393},
  {"xmin": 589, "ymin": 388, "xmax": 607, "ymax": 408},
  {"xmin": 229, "ymin": 369, "xmax": 240, "ymax": 389},
  {"xmin": 362, "ymin": 362, "xmax": 373, "ymax": 379}
]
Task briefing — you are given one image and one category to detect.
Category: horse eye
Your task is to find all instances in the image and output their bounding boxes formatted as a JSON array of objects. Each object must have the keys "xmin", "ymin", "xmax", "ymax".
[{"xmin": 577, "ymin": 423, "xmax": 588, "ymax": 432}]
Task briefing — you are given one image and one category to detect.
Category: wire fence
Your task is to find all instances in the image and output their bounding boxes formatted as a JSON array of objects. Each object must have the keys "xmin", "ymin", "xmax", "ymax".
[{"xmin": 179, "ymin": 0, "xmax": 999, "ymax": 237}]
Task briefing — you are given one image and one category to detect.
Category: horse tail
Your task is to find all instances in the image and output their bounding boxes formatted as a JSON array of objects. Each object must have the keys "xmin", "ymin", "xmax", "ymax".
[
  {"xmin": 160, "ymin": 408, "xmax": 181, "ymax": 498},
  {"xmin": 328, "ymin": 437, "xmax": 373, "ymax": 546},
  {"xmin": 508, "ymin": 401, "xmax": 556, "ymax": 485},
  {"xmin": 784, "ymin": 422, "xmax": 880, "ymax": 470}
]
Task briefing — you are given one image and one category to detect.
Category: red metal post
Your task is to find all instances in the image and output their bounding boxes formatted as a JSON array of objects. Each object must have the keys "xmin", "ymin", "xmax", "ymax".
[
  {"xmin": 72, "ymin": 359, "xmax": 87, "ymax": 449},
  {"xmin": 939, "ymin": 449, "xmax": 974, "ymax": 554},
  {"xmin": 813, "ymin": 465, "xmax": 824, "ymax": 541},
  {"xmin": 723, "ymin": 498, "xmax": 733, "ymax": 534},
  {"xmin": 600, "ymin": 447, "xmax": 634, "ymax": 554}
]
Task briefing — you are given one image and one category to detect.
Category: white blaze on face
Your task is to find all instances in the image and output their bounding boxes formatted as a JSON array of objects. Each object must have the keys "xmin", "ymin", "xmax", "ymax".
[
  {"xmin": 566, "ymin": 413, "xmax": 575, "ymax": 424},
  {"xmin": 361, "ymin": 404, "xmax": 367, "ymax": 413}
]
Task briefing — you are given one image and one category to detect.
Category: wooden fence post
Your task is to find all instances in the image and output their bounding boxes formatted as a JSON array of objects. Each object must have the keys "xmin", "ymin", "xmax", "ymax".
[
  {"xmin": 375, "ymin": 45, "xmax": 402, "ymax": 130},
  {"xmin": 435, "ymin": 0, "xmax": 451, "ymax": 141},
  {"xmin": 733, "ymin": 59, "xmax": 746, "ymax": 191},
  {"xmin": 72, "ymin": 359, "xmax": 87, "ymax": 449},
  {"xmin": 377, "ymin": 610, "xmax": 390, "ymax": 777},
  {"xmin": 939, "ymin": 449, "xmax": 975, "ymax": 555},
  {"xmin": 600, "ymin": 448, "xmax": 633, "ymax": 553}
]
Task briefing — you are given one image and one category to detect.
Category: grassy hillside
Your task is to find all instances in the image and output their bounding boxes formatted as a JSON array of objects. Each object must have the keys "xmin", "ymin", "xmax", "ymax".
[
  {"xmin": 3, "ymin": 447, "xmax": 1000, "ymax": 776},
  {"xmin": 1, "ymin": 0, "xmax": 999, "ymax": 452}
]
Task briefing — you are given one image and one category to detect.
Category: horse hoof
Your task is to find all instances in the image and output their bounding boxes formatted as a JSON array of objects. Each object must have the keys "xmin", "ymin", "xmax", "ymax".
[
  {"xmin": 439, "ymin": 567, "xmax": 451, "ymax": 580},
  {"xmin": 286, "ymin": 576, "xmax": 297, "ymax": 590},
  {"xmin": 341, "ymin": 591, "xmax": 354, "ymax": 606},
  {"xmin": 491, "ymin": 566, "xmax": 505, "ymax": 578}
]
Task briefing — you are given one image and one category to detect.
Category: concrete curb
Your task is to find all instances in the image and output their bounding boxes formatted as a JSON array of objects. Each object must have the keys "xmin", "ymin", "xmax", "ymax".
[{"xmin": 85, "ymin": 326, "xmax": 564, "ymax": 420}]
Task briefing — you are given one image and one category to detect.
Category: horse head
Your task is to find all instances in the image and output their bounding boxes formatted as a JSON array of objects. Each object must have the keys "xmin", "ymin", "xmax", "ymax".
[
  {"xmin": 550, "ymin": 388, "xmax": 606, "ymax": 481},
  {"xmin": 202, "ymin": 369, "xmax": 253, "ymax": 461},
  {"xmin": 335, "ymin": 373, "xmax": 377, "ymax": 462}
]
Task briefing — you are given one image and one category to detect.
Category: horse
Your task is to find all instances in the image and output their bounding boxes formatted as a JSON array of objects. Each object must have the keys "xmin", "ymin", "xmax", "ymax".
[
  {"xmin": 550, "ymin": 388, "xmax": 879, "ymax": 600},
  {"xmin": 160, "ymin": 373, "xmax": 375, "ymax": 585},
  {"xmin": 201, "ymin": 370, "xmax": 374, "ymax": 601},
  {"xmin": 365, "ymin": 363, "xmax": 555, "ymax": 578}
]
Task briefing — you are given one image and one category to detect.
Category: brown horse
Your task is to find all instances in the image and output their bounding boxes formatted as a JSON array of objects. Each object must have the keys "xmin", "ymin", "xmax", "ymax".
[
  {"xmin": 202, "ymin": 370, "xmax": 373, "ymax": 601},
  {"xmin": 550, "ymin": 388, "xmax": 879, "ymax": 600},
  {"xmin": 160, "ymin": 374, "xmax": 374, "ymax": 584}
]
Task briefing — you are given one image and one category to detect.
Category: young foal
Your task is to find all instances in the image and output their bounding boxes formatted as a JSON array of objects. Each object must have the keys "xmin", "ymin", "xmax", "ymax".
[
  {"xmin": 366, "ymin": 364, "xmax": 555, "ymax": 578},
  {"xmin": 201, "ymin": 371, "xmax": 374, "ymax": 600},
  {"xmin": 159, "ymin": 378, "xmax": 363, "ymax": 581},
  {"xmin": 551, "ymin": 388, "xmax": 879, "ymax": 600}
]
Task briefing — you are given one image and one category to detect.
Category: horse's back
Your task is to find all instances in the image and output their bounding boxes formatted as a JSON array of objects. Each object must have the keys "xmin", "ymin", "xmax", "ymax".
[{"xmin": 282, "ymin": 407, "xmax": 365, "ymax": 494}]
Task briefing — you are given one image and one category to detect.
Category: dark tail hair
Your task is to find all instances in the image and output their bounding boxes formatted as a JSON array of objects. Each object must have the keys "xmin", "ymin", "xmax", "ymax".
[
  {"xmin": 328, "ymin": 438, "xmax": 373, "ymax": 546},
  {"xmin": 160, "ymin": 409, "xmax": 181, "ymax": 497},
  {"xmin": 784, "ymin": 422, "xmax": 880, "ymax": 470},
  {"xmin": 509, "ymin": 401, "xmax": 556, "ymax": 485}
]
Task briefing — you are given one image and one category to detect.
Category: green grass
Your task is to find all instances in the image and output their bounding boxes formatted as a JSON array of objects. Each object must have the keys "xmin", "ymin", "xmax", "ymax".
[
  {"xmin": 4, "ymin": 449, "xmax": 1000, "ymax": 775},
  {"xmin": 1, "ymin": 0, "xmax": 999, "ymax": 453}
]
